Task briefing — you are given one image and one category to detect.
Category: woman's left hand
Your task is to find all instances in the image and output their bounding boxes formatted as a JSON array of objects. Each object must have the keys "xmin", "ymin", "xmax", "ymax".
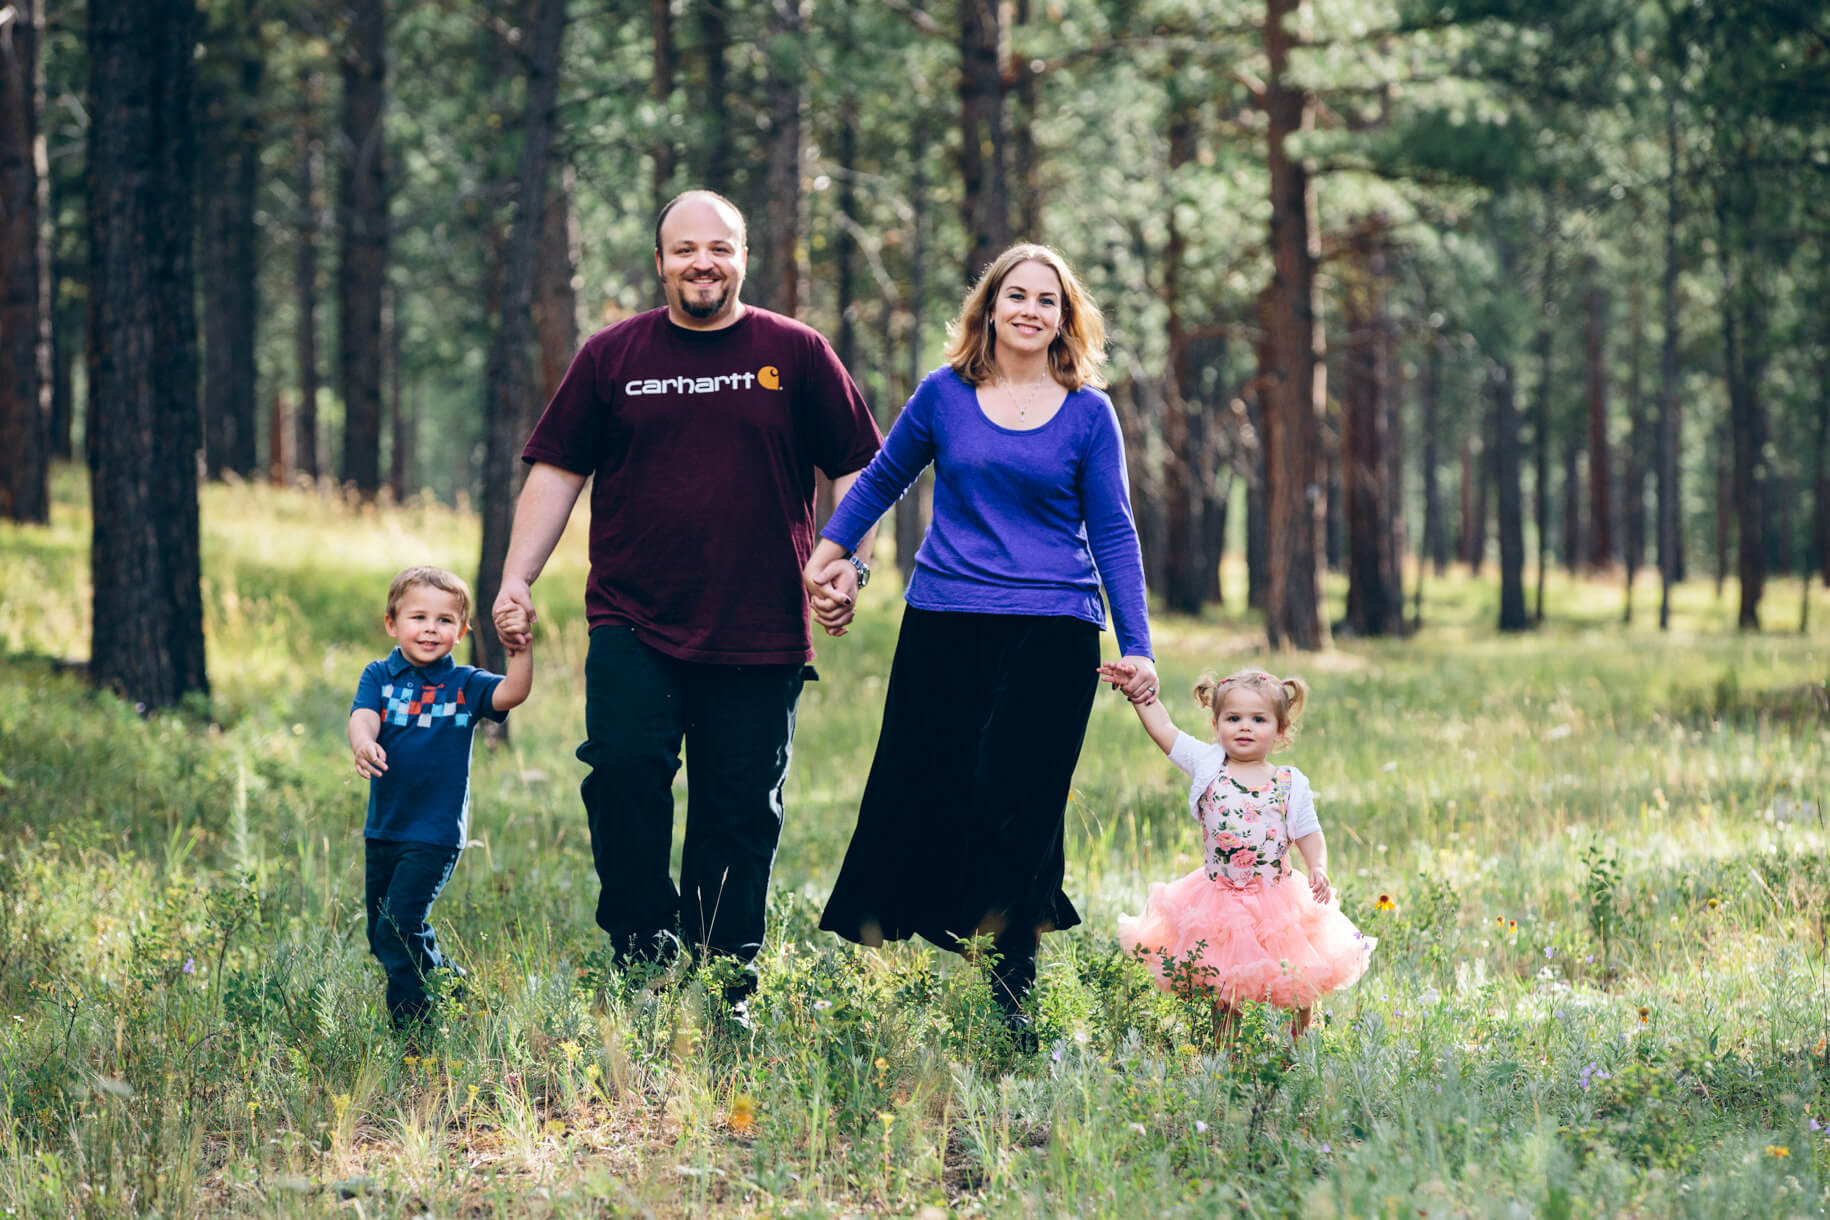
[{"xmin": 1112, "ymin": 655, "xmax": 1158, "ymax": 704}]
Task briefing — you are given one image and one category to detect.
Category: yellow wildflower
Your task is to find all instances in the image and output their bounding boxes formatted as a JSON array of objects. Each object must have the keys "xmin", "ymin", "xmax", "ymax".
[
  {"xmin": 729, "ymin": 1093, "xmax": 757, "ymax": 1134},
  {"xmin": 559, "ymin": 1040, "xmax": 580, "ymax": 1063},
  {"xmin": 583, "ymin": 1062, "xmax": 602, "ymax": 1083},
  {"xmin": 1375, "ymin": 894, "xmax": 1397, "ymax": 912},
  {"xmin": 1766, "ymin": 1144, "xmax": 1790, "ymax": 1158}
]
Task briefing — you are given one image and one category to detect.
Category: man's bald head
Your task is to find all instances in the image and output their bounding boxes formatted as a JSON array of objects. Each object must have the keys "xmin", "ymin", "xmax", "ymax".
[{"xmin": 654, "ymin": 189, "xmax": 747, "ymax": 254}]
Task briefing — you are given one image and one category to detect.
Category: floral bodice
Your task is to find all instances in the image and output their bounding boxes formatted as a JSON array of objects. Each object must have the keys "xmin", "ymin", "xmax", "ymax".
[{"xmin": 1197, "ymin": 766, "xmax": 1294, "ymax": 887}]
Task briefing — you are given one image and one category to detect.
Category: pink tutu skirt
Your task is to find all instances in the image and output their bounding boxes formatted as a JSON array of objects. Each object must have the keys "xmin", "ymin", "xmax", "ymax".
[{"xmin": 1118, "ymin": 867, "xmax": 1373, "ymax": 1008}]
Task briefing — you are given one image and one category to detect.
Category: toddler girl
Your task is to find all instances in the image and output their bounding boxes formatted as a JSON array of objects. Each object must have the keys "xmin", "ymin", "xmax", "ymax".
[{"xmin": 1097, "ymin": 665, "xmax": 1371, "ymax": 1037}]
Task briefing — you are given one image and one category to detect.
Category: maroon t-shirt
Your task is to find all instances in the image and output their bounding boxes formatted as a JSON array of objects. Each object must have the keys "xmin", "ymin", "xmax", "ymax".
[{"xmin": 522, "ymin": 306, "xmax": 881, "ymax": 665}]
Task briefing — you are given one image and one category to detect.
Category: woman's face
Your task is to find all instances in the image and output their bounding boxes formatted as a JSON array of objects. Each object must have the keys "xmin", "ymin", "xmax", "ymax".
[{"xmin": 990, "ymin": 259, "xmax": 1063, "ymax": 363}]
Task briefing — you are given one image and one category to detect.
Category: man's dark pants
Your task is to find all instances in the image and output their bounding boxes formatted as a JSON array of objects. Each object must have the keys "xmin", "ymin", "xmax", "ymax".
[
  {"xmin": 578, "ymin": 625, "xmax": 806, "ymax": 997},
  {"xmin": 365, "ymin": 838, "xmax": 464, "ymax": 1024}
]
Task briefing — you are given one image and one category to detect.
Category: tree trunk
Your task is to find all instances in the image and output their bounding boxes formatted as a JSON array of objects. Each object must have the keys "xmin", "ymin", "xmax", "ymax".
[
  {"xmin": 0, "ymin": 0, "xmax": 51, "ymax": 522},
  {"xmin": 87, "ymin": 0, "xmax": 207, "ymax": 708},
  {"xmin": 1493, "ymin": 357, "xmax": 1529, "ymax": 630},
  {"xmin": 337, "ymin": 0, "xmax": 387, "ymax": 497},
  {"xmin": 476, "ymin": 0, "xmax": 567, "ymax": 679},
  {"xmin": 1583, "ymin": 253, "xmax": 1611, "ymax": 570},
  {"xmin": 1561, "ymin": 433, "xmax": 1582, "ymax": 574},
  {"xmin": 894, "ymin": 121, "xmax": 930, "ymax": 582},
  {"xmin": 294, "ymin": 67, "xmax": 322, "ymax": 483},
  {"xmin": 695, "ymin": 0, "xmax": 731, "ymax": 195},
  {"xmin": 387, "ymin": 282, "xmax": 408, "ymax": 499},
  {"xmin": 1468, "ymin": 411, "xmax": 1491, "ymax": 575},
  {"xmin": 534, "ymin": 162, "xmax": 579, "ymax": 409},
  {"xmin": 1458, "ymin": 436, "xmax": 1475, "ymax": 569},
  {"xmin": 1159, "ymin": 63, "xmax": 1203, "ymax": 614},
  {"xmin": 1259, "ymin": 0, "xmax": 1328, "ymax": 650},
  {"xmin": 1713, "ymin": 415, "xmax": 1730, "ymax": 601},
  {"xmin": 755, "ymin": 0, "xmax": 805, "ymax": 315},
  {"xmin": 199, "ymin": 13, "xmax": 262, "ymax": 480},
  {"xmin": 650, "ymin": 0, "xmax": 674, "ymax": 212},
  {"xmin": 1532, "ymin": 239, "xmax": 1554, "ymax": 620},
  {"xmin": 1010, "ymin": 0, "xmax": 1041, "ymax": 241},
  {"xmin": 1420, "ymin": 321, "xmax": 1445, "ymax": 576},
  {"xmin": 816, "ymin": 104, "xmax": 862, "ymax": 531},
  {"xmin": 1817, "ymin": 261, "xmax": 1830, "ymax": 590},
  {"xmin": 1341, "ymin": 222, "xmax": 1402, "ymax": 636},
  {"xmin": 958, "ymin": 0, "xmax": 1009, "ymax": 283},
  {"xmin": 1657, "ymin": 89, "xmax": 1681, "ymax": 628},
  {"xmin": 1244, "ymin": 287, "xmax": 1272, "ymax": 610},
  {"xmin": 1720, "ymin": 235, "xmax": 1767, "ymax": 630},
  {"xmin": 1623, "ymin": 267, "xmax": 1647, "ymax": 618}
]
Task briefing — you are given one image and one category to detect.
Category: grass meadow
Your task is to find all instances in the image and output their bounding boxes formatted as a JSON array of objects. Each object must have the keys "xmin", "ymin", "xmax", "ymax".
[{"xmin": 2, "ymin": 467, "xmax": 1827, "ymax": 1217}]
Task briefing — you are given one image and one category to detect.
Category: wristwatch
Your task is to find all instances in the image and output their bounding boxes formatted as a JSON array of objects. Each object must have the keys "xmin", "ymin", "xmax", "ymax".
[{"xmin": 845, "ymin": 554, "xmax": 871, "ymax": 589}]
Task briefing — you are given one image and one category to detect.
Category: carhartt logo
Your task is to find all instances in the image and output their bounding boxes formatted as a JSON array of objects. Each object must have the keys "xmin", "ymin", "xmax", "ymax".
[{"xmin": 622, "ymin": 366, "xmax": 785, "ymax": 396}]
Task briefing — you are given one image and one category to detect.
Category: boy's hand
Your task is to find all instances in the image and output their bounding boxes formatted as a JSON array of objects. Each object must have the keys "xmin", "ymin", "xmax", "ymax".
[
  {"xmin": 497, "ymin": 605, "xmax": 531, "ymax": 654},
  {"xmin": 1308, "ymin": 868, "xmax": 1332, "ymax": 904},
  {"xmin": 353, "ymin": 741, "xmax": 388, "ymax": 778}
]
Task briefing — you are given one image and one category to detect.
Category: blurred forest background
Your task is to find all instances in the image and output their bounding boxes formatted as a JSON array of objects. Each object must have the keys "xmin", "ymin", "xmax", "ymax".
[{"xmin": 2, "ymin": 0, "xmax": 1826, "ymax": 708}]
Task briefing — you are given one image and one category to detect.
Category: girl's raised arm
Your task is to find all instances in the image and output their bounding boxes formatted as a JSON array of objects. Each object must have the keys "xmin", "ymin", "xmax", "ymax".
[{"xmin": 1096, "ymin": 661, "xmax": 1179, "ymax": 755}]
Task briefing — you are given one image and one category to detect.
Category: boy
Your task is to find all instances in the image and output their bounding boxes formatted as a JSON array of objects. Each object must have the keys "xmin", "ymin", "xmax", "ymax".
[{"xmin": 349, "ymin": 566, "xmax": 532, "ymax": 1026}]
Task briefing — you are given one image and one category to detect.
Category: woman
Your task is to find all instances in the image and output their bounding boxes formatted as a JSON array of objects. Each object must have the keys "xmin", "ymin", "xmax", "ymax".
[{"xmin": 803, "ymin": 242, "xmax": 1157, "ymax": 1039}]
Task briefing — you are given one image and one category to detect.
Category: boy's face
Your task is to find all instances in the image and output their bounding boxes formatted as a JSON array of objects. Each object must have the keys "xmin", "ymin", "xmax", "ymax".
[{"xmin": 386, "ymin": 585, "xmax": 468, "ymax": 667}]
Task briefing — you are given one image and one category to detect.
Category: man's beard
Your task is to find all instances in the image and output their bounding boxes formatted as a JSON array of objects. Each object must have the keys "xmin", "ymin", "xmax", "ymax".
[{"xmin": 680, "ymin": 280, "xmax": 730, "ymax": 319}]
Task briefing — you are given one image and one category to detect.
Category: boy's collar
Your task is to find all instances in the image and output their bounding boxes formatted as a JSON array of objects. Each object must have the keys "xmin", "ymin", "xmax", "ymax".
[{"xmin": 385, "ymin": 647, "xmax": 458, "ymax": 679}]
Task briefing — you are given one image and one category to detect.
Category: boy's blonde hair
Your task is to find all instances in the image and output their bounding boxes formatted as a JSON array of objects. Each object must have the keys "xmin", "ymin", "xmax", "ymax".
[
  {"xmin": 942, "ymin": 242, "xmax": 1108, "ymax": 391},
  {"xmin": 385, "ymin": 566, "xmax": 473, "ymax": 625},
  {"xmin": 1193, "ymin": 668, "xmax": 1309, "ymax": 748}
]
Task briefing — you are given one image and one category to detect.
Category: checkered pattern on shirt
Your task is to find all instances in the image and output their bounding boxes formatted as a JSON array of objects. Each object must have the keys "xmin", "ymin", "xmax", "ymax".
[{"xmin": 381, "ymin": 682, "xmax": 470, "ymax": 728}]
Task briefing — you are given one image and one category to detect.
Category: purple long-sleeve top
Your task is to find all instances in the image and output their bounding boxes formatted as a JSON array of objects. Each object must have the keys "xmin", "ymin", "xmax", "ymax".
[{"xmin": 821, "ymin": 366, "xmax": 1153, "ymax": 659}]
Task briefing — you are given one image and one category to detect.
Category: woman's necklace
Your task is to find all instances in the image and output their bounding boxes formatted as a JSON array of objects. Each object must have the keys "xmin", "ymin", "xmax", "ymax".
[{"xmin": 996, "ymin": 373, "xmax": 1056, "ymax": 421}]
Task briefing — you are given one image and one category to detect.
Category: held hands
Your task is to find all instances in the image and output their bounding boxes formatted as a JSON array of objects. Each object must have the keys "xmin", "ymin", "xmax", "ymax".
[
  {"xmin": 1095, "ymin": 656, "xmax": 1160, "ymax": 704},
  {"xmin": 802, "ymin": 546, "xmax": 861, "ymax": 637},
  {"xmin": 492, "ymin": 579, "xmax": 536, "ymax": 652},
  {"xmin": 353, "ymin": 740, "xmax": 388, "ymax": 778},
  {"xmin": 495, "ymin": 603, "xmax": 532, "ymax": 655}
]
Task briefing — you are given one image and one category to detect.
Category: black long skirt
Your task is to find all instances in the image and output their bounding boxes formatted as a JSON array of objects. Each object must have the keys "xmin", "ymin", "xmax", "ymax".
[{"xmin": 819, "ymin": 606, "xmax": 1101, "ymax": 955}]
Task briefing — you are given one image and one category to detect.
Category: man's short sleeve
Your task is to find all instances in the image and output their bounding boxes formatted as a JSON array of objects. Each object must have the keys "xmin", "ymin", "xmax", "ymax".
[
  {"xmin": 522, "ymin": 340, "xmax": 607, "ymax": 474},
  {"xmin": 351, "ymin": 662, "xmax": 386, "ymax": 716},
  {"xmin": 467, "ymin": 669, "xmax": 509, "ymax": 723},
  {"xmin": 799, "ymin": 333, "xmax": 881, "ymax": 478}
]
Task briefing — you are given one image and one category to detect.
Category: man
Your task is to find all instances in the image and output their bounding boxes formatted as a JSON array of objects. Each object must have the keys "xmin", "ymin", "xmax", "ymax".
[{"xmin": 491, "ymin": 189, "xmax": 880, "ymax": 1003}]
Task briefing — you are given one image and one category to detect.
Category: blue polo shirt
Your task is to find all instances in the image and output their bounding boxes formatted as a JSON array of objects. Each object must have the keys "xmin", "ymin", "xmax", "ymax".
[{"xmin": 351, "ymin": 648, "xmax": 509, "ymax": 847}]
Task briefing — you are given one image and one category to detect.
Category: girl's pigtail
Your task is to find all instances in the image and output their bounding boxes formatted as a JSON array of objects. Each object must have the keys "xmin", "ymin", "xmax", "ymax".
[
  {"xmin": 1192, "ymin": 674, "xmax": 1220, "ymax": 710},
  {"xmin": 1279, "ymin": 676, "xmax": 1310, "ymax": 743}
]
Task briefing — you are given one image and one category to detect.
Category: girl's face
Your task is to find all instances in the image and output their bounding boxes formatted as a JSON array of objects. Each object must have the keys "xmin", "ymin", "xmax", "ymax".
[{"xmin": 1215, "ymin": 688, "xmax": 1280, "ymax": 765}]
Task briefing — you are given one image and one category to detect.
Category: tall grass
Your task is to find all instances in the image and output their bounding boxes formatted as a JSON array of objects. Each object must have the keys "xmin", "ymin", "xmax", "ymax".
[{"xmin": 1, "ymin": 468, "xmax": 1826, "ymax": 1216}]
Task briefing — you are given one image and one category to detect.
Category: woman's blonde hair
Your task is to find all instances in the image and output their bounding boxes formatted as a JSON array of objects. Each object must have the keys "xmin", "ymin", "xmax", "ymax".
[
  {"xmin": 942, "ymin": 242, "xmax": 1108, "ymax": 391},
  {"xmin": 1192, "ymin": 668, "xmax": 1309, "ymax": 748}
]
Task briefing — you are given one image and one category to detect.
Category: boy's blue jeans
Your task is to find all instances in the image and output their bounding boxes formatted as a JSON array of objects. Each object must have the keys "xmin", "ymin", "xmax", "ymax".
[{"xmin": 365, "ymin": 838, "xmax": 463, "ymax": 1024}]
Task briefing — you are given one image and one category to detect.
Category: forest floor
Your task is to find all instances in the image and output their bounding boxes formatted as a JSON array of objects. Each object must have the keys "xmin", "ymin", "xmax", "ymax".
[{"xmin": 2, "ymin": 469, "xmax": 1828, "ymax": 1217}]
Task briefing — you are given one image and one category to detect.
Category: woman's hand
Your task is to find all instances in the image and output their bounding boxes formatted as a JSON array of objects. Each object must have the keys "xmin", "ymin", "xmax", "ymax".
[
  {"xmin": 1113, "ymin": 655, "xmax": 1158, "ymax": 704},
  {"xmin": 802, "ymin": 538, "xmax": 860, "ymax": 636}
]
